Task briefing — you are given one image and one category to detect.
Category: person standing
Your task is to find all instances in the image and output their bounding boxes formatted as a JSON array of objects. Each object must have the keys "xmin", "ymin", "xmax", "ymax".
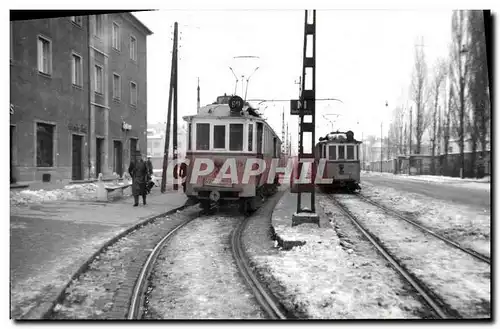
[
  {"xmin": 146, "ymin": 155, "xmax": 154, "ymax": 194},
  {"xmin": 128, "ymin": 153, "xmax": 148, "ymax": 206}
]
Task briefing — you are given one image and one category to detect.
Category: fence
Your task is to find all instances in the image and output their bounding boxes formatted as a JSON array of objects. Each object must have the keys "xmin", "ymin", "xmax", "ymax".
[{"xmin": 368, "ymin": 151, "xmax": 491, "ymax": 178}]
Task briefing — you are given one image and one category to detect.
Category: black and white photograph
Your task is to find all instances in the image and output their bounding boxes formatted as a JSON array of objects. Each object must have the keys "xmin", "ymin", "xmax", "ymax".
[{"xmin": 8, "ymin": 3, "xmax": 492, "ymax": 321}]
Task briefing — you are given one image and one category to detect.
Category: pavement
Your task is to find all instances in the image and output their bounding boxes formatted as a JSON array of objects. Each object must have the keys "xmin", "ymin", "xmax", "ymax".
[
  {"xmin": 361, "ymin": 174, "xmax": 491, "ymax": 209},
  {"xmin": 271, "ymin": 191, "xmax": 333, "ymax": 250},
  {"xmin": 10, "ymin": 188, "xmax": 188, "ymax": 319}
]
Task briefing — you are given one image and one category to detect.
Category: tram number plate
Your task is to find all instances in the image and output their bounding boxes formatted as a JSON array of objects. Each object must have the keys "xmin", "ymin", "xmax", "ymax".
[{"xmin": 204, "ymin": 177, "xmax": 232, "ymax": 187}]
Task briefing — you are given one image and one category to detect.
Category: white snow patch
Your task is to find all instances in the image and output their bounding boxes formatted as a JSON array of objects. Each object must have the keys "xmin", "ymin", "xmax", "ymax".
[
  {"xmin": 333, "ymin": 194, "xmax": 490, "ymax": 318},
  {"xmin": 258, "ymin": 192, "xmax": 427, "ymax": 319},
  {"xmin": 362, "ymin": 171, "xmax": 490, "ymax": 191},
  {"xmin": 360, "ymin": 183, "xmax": 490, "ymax": 256}
]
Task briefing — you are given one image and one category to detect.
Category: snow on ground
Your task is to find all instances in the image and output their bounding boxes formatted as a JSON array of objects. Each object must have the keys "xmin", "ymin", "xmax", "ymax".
[
  {"xmin": 333, "ymin": 194, "xmax": 490, "ymax": 318},
  {"xmin": 10, "ymin": 181, "xmax": 133, "ymax": 207},
  {"xmin": 360, "ymin": 181, "xmax": 490, "ymax": 257},
  {"xmin": 248, "ymin": 192, "xmax": 429, "ymax": 319},
  {"xmin": 146, "ymin": 214, "xmax": 265, "ymax": 319},
  {"xmin": 362, "ymin": 171, "xmax": 490, "ymax": 191},
  {"xmin": 10, "ymin": 228, "xmax": 123, "ymax": 319},
  {"xmin": 51, "ymin": 210, "xmax": 192, "ymax": 319}
]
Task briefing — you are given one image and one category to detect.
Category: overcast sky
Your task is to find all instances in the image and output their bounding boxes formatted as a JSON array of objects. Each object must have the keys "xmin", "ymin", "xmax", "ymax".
[{"xmin": 134, "ymin": 9, "xmax": 453, "ymax": 148}]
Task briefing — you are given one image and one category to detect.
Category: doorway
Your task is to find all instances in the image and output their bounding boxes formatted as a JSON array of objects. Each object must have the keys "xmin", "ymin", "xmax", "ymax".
[
  {"xmin": 72, "ymin": 134, "xmax": 83, "ymax": 180},
  {"xmin": 113, "ymin": 141, "xmax": 123, "ymax": 176},
  {"xmin": 96, "ymin": 138, "xmax": 104, "ymax": 177},
  {"xmin": 130, "ymin": 138, "xmax": 138, "ymax": 162}
]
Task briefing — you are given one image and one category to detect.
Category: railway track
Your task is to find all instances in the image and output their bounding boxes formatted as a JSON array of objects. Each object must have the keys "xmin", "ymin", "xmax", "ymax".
[
  {"xmin": 328, "ymin": 194, "xmax": 456, "ymax": 319},
  {"xmin": 230, "ymin": 210, "xmax": 287, "ymax": 319},
  {"xmin": 356, "ymin": 193, "xmax": 490, "ymax": 264},
  {"xmin": 127, "ymin": 215, "xmax": 198, "ymax": 319},
  {"xmin": 128, "ymin": 201, "xmax": 286, "ymax": 319}
]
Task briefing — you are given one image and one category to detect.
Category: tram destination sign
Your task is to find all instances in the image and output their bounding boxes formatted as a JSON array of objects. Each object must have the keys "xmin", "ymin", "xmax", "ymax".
[{"xmin": 290, "ymin": 99, "xmax": 312, "ymax": 115}]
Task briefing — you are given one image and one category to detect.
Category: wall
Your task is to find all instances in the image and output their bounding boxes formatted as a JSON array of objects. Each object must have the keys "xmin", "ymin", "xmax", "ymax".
[{"xmin": 10, "ymin": 17, "xmax": 90, "ymax": 183}]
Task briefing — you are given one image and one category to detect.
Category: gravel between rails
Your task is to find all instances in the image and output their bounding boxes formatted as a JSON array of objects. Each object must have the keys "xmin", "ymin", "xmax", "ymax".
[
  {"xmin": 144, "ymin": 208, "xmax": 266, "ymax": 319},
  {"xmin": 334, "ymin": 194, "xmax": 491, "ymax": 319},
  {"xmin": 49, "ymin": 207, "xmax": 200, "ymax": 319}
]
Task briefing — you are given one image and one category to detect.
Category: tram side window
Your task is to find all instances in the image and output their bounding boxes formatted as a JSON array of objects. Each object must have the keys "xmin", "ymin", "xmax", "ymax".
[
  {"xmin": 230, "ymin": 124, "xmax": 244, "ymax": 151},
  {"xmin": 248, "ymin": 124, "xmax": 253, "ymax": 151},
  {"xmin": 213, "ymin": 125, "xmax": 226, "ymax": 149},
  {"xmin": 346, "ymin": 145, "xmax": 355, "ymax": 160},
  {"xmin": 273, "ymin": 137, "xmax": 277, "ymax": 158},
  {"xmin": 257, "ymin": 123, "xmax": 263, "ymax": 153},
  {"xmin": 188, "ymin": 123, "xmax": 192, "ymax": 150},
  {"xmin": 338, "ymin": 145, "xmax": 345, "ymax": 159},
  {"xmin": 328, "ymin": 145, "xmax": 336, "ymax": 160},
  {"xmin": 196, "ymin": 123, "xmax": 210, "ymax": 150}
]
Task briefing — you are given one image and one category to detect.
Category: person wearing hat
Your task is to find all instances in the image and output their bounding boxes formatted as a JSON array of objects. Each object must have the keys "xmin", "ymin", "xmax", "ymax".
[{"xmin": 128, "ymin": 153, "xmax": 149, "ymax": 206}]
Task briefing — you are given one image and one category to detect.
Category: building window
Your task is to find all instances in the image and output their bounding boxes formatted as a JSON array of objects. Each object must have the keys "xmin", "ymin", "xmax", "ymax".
[
  {"xmin": 113, "ymin": 73, "xmax": 121, "ymax": 100},
  {"xmin": 94, "ymin": 15, "xmax": 103, "ymax": 38},
  {"xmin": 248, "ymin": 124, "xmax": 253, "ymax": 151},
  {"xmin": 71, "ymin": 16, "xmax": 82, "ymax": 26},
  {"xmin": 196, "ymin": 123, "xmax": 210, "ymax": 150},
  {"xmin": 130, "ymin": 35, "xmax": 137, "ymax": 61},
  {"xmin": 153, "ymin": 141, "xmax": 161, "ymax": 148},
  {"xmin": 346, "ymin": 145, "xmax": 355, "ymax": 160},
  {"xmin": 37, "ymin": 35, "xmax": 52, "ymax": 75},
  {"xmin": 130, "ymin": 81, "xmax": 137, "ymax": 106},
  {"xmin": 94, "ymin": 65, "xmax": 103, "ymax": 94},
  {"xmin": 328, "ymin": 145, "xmax": 336, "ymax": 160},
  {"xmin": 229, "ymin": 124, "xmax": 244, "ymax": 151},
  {"xmin": 36, "ymin": 123, "xmax": 54, "ymax": 167},
  {"xmin": 213, "ymin": 125, "xmax": 226, "ymax": 149},
  {"xmin": 72, "ymin": 53, "xmax": 83, "ymax": 87},
  {"xmin": 112, "ymin": 22, "xmax": 120, "ymax": 50}
]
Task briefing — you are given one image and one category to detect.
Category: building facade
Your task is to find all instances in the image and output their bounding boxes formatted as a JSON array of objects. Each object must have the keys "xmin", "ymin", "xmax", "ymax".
[
  {"xmin": 146, "ymin": 122, "xmax": 187, "ymax": 170},
  {"xmin": 10, "ymin": 13, "xmax": 152, "ymax": 183}
]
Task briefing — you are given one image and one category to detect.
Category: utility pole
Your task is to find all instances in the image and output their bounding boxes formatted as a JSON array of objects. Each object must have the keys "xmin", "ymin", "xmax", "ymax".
[
  {"xmin": 172, "ymin": 22, "xmax": 179, "ymax": 191},
  {"xmin": 197, "ymin": 77, "xmax": 200, "ymax": 112},
  {"xmin": 361, "ymin": 131, "xmax": 364, "ymax": 170},
  {"xmin": 281, "ymin": 107, "xmax": 285, "ymax": 157},
  {"xmin": 409, "ymin": 106, "xmax": 413, "ymax": 175},
  {"xmin": 161, "ymin": 22, "xmax": 178, "ymax": 193},
  {"xmin": 380, "ymin": 121, "xmax": 383, "ymax": 172},
  {"xmin": 386, "ymin": 101, "xmax": 389, "ymax": 162},
  {"xmin": 292, "ymin": 9, "xmax": 318, "ymax": 226}
]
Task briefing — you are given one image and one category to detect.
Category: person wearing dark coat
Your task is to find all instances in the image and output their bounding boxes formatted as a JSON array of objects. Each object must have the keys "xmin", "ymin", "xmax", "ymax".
[
  {"xmin": 128, "ymin": 154, "xmax": 149, "ymax": 206},
  {"xmin": 145, "ymin": 156, "xmax": 154, "ymax": 194}
]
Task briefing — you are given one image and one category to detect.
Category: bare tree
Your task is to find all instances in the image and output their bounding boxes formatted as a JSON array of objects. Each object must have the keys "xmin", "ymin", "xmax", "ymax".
[
  {"xmin": 429, "ymin": 58, "xmax": 448, "ymax": 174},
  {"xmin": 449, "ymin": 10, "xmax": 471, "ymax": 177},
  {"xmin": 410, "ymin": 37, "xmax": 428, "ymax": 154},
  {"xmin": 389, "ymin": 105, "xmax": 405, "ymax": 157},
  {"xmin": 467, "ymin": 10, "xmax": 490, "ymax": 177}
]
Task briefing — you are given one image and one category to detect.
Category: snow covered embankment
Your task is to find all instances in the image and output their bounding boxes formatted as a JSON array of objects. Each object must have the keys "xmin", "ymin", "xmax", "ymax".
[
  {"xmin": 249, "ymin": 191, "xmax": 428, "ymax": 319},
  {"xmin": 10, "ymin": 181, "xmax": 134, "ymax": 207},
  {"xmin": 360, "ymin": 181, "xmax": 490, "ymax": 257},
  {"xmin": 333, "ymin": 194, "xmax": 490, "ymax": 319}
]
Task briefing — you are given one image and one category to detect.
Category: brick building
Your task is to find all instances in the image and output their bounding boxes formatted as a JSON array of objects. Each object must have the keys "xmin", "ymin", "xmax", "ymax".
[{"xmin": 10, "ymin": 13, "xmax": 152, "ymax": 184}]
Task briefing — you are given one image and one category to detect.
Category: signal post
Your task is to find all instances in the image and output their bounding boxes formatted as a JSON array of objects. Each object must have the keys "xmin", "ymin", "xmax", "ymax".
[{"xmin": 290, "ymin": 10, "xmax": 320, "ymax": 227}]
